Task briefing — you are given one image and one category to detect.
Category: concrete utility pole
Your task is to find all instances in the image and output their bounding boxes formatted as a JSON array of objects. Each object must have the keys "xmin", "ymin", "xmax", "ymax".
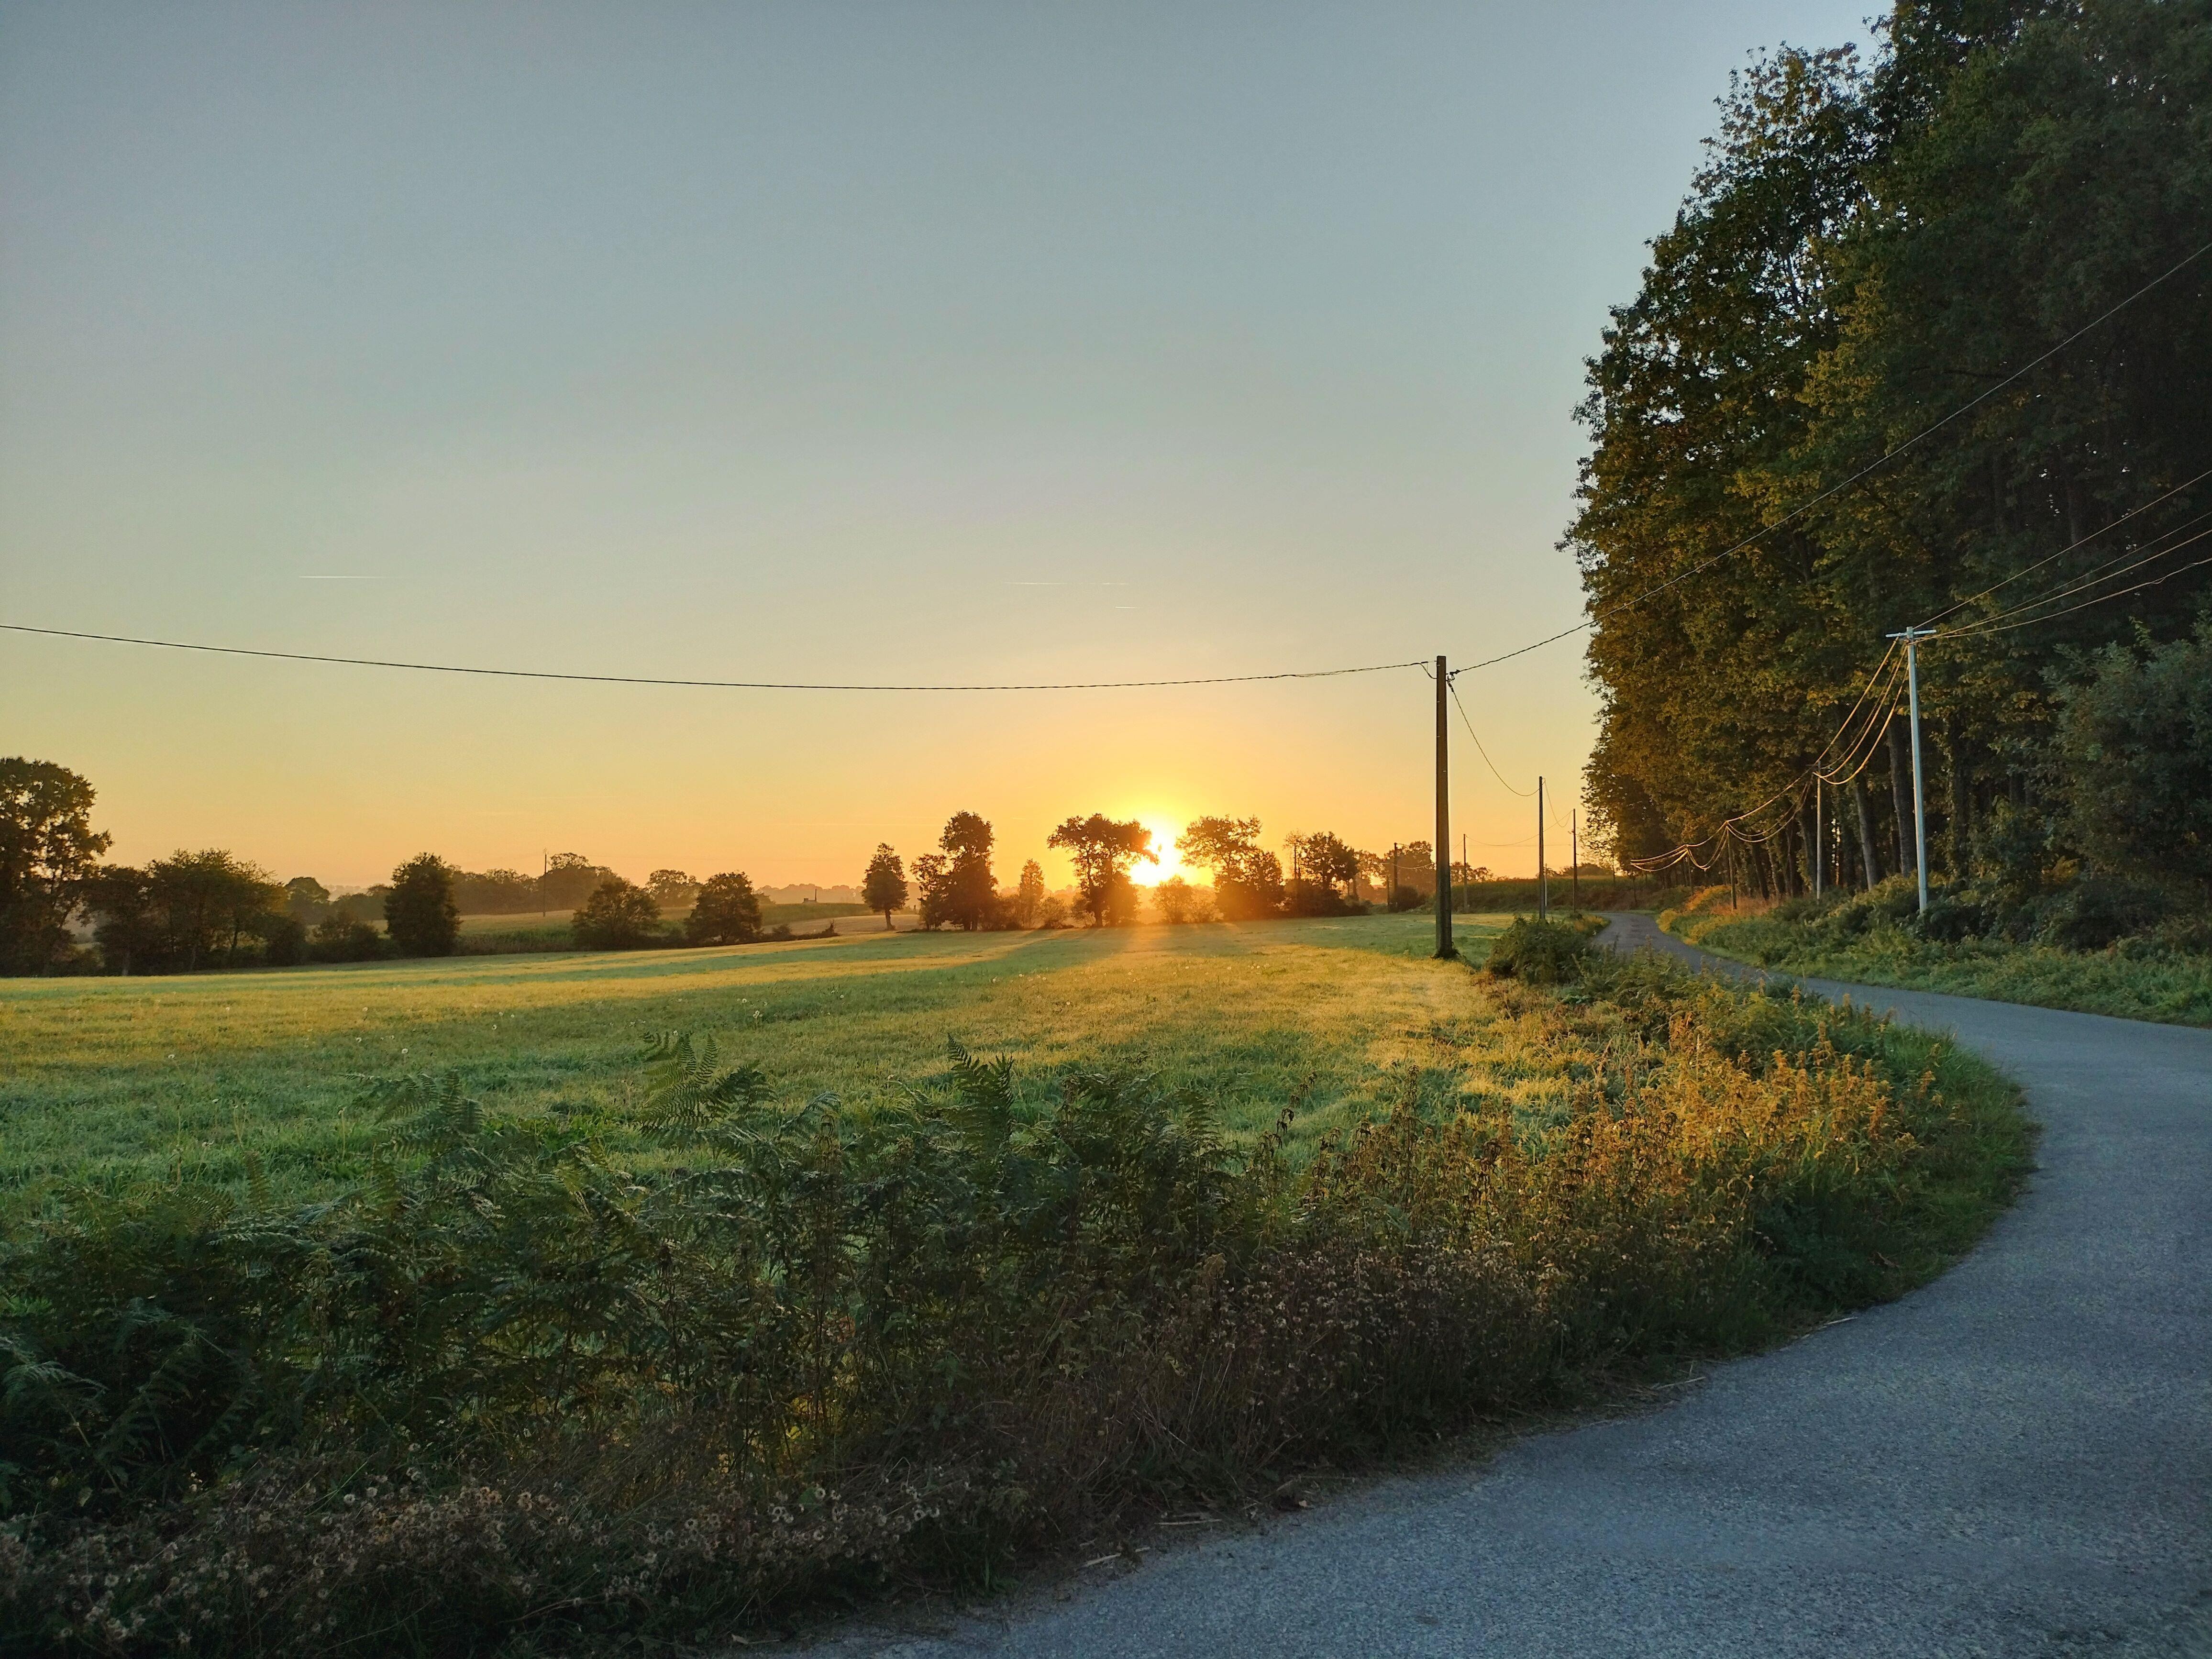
[
  {"xmin": 1537, "ymin": 777, "xmax": 1548, "ymax": 920},
  {"xmin": 1571, "ymin": 811, "xmax": 1580, "ymax": 907},
  {"xmin": 1887, "ymin": 626, "xmax": 1936, "ymax": 914},
  {"xmin": 1435, "ymin": 656, "xmax": 1454, "ymax": 958},
  {"xmin": 1814, "ymin": 782, "xmax": 1824, "ymax": 899}
]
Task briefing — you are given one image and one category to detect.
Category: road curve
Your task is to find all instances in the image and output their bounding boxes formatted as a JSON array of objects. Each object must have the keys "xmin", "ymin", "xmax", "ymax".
[{"xmin": 828, "ymin": 917, "xmax": 2212, "ymax": 1657}]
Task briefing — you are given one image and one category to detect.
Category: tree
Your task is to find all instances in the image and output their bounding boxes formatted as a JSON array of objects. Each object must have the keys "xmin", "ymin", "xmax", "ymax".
[
  {"xmin": 284, "ymin": 876, "xmax": 331, "ymax": 925},
  {"xmin": 862, "ymin": 845, "xmax": 907, "ymax": 930},
  {"xmin": 647, "ymin": 869, "xmax": 699, "ymax": 906},
  {"xmin": 1048, "ymin": 814, "xmax": 1156, "ymax": 926},
  {"xmin": 920, "ymin": 812, "xmax": 999, "ymax": 930},
  {"xmin": 0, "ymin": 758, "xmax": 111, "ymax": 974},
  {"xmin": 539, "ymin": 853, "xmax": 617, "ymax": 911},
  {"xmin": 2055, "ymin": 624, "xmax": 2212, "ymax": 894},
  {"xmin": 1150, "ymin": 874, "xmax": 1215, "ymax": 925},
  {"xmin": 685, "ymin": 872, "xmax": 763, "ymax": 945},
  {"xmin": 147, "ymin": 850, "xmax": 282, "ymax": 971},
  {"xmin": 452, "ymin": 868, "xmax": 538, "ymax": 914},
  {"xmin": 572, "ymin": 877, "xmax": 665, "ymax": 950},
  {"xmin": 1011, "ymin": 859, "xmax": 1046, "ymax": 928},
  {"xmin": 385, "ymin": 854, "xmax": 462, "ymax": 957},
  {"xmin": 1177, "ymin": 815, "xmax": 1284, "ymax": 920},
  {"xmin": 84, "ymin": 866, "xmax": 156, "ymax": 975}
]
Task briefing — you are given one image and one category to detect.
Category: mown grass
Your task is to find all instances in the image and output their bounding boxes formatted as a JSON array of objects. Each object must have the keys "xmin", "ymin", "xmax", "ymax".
[
  {"xmin": 0, "ymin": 915, "xmax": 1521, "ymax": 1213},
  {"xmin": 1663, "ymin": 887, "xmax": 2212, "ymax": 1026}
]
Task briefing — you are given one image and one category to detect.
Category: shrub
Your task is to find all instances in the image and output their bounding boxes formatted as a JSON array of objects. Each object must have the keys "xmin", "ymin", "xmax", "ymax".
[
  {"xmin": 309, "ymin": 914, "xmax": 384, "ymax": 962},
  {"xmin": 260, "ymin": 914, "xmax": 307, "ymax": 966},
  {"xmin": 572, "ymin": 878, "xmax": 664, "ymax": 950},
  {"xmin": 1483, "ymin": 916, "xmax": 1594, "ymax": 984},
  {"xmin": 384, "ymin": 854, "xmax": 461, "ymax": 957},
  {"xmin": 685, "ymin": 872, "xmax": 763, "ymax": 946},
  {"xmin": 2034, "ymin": 874, "xmax": 2166, "ymax": 951},
  {"xmin": 2055, "ymin": 621, "xmax": 2212, "ymax": 895}
]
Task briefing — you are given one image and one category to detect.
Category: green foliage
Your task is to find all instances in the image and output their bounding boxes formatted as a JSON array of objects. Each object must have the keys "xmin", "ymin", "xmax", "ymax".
[
  {"xmin": 685, "ymin": 871, "xmax": 763, "ymax": 945},
  {"xmin": 2054, "ymin": 622, "xmax": 2212, "ymax": 894},
  {"xmin": 309, "ymin": 913, "xmax": 386, "ymax": 962},
  {"xmin": 1482, "ymin": 916, "xmax": 1598, "ymax": 985},
  {"xmin": 383, "ymin": 853, "xmax": 461, "ymax": 958},
  {"xmin": 0, "ymin": 758, "xmax": 111, "ymax": 976},
  {"xmin": 571, "ymin": 877, "xmax": 665, "ymax": 951},
  {"xmin": 1011, "ymin": 858, "xmax": 1046, "ymax": 927},
  {"xmin": 1574, "ymin": 3, "xmax": 2212, "ymax": 884},
  {"xmin": 918, "ymin": 812, "xmax": 1002, "ymax": 930},
  {"xmin": 0, "ymin": 970, "xmax": 2025, "ymax": 1652}
]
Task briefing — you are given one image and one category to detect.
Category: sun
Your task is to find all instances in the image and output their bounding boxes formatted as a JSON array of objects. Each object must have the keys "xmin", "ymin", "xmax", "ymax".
[{"xmin": 1132, "ymin": 818, "xmax": 1188, "ymax": 885}]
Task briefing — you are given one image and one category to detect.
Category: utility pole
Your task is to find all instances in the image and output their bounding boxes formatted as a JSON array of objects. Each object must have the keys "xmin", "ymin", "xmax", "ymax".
[
  {"xmin": 1571, "ymin": 810, "xmax": 1580, "ymax": 908},
  {"xmin": 1814, "ymin": 782, "xmax": 1824, "ymax": 899},
  {"xmin": 1434, "ymin": 656, "xmax": 1454, "ymax": 957},
  {"xmin": 1537, "ymin": 776, "xmax": 1548, "ymax": 920},
  {"xmin": 1391, "ymin": 843, "xmax": 1400, "ymax": 911},
  {"xmin": 1887, "ymin": 626, "xmax": 1936, "ymax": 914}
]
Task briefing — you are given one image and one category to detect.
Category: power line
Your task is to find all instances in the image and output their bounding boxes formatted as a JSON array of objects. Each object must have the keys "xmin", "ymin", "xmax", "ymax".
[
  {"xmin": 1445, "ymin": 679, "xmax": 1536, "ymax": 796},
  {"xmin": 0, "ymin": 623, "xmax": 1427, "ymax": 693}
]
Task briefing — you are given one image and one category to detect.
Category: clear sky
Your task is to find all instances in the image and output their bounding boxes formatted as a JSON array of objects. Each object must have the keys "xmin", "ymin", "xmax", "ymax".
[{"xmin": 0, "ymin": 1, "xmax": 1873, "ymax": 890}]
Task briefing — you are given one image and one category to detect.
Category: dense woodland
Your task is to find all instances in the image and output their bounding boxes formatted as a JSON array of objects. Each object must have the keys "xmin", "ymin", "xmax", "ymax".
[{"xmin": 1574, "ymin": 0, "xmax": 2212, "ymax": 916}]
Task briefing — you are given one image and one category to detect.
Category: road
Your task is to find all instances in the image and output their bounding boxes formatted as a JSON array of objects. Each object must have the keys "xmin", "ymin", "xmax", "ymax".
[{"xmin": 820, "ymin": 916, "xmax": 2212, "ymax": 1657}]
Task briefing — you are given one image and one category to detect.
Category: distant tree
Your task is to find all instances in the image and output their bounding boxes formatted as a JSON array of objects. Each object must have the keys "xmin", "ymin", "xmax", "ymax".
[
  {"xmin": 540, "ymin": 852, "xmax": 616, "ymax": 911},
  {"xmin": 1298, "ymin": 831, "xmax": 1360, "ymax": 896},
  {"xmin": 913, "ymin": 853, "xmax": 951, "ymax": 929},
  {"xmin": 147, "ymin": 850, "xmax": 282, "ymax": 970},
  {"xmin": 1150, "ymin": 874, "xmax": 1215, "ymax": 925},
  {"xmin": 685, "ymin": 872, "xmax": 763, "ymax": 945},
  {"xmin": 261, "ymin": 913, "xmax": 308, "ymax": 967},
  {"xmin": 1177, "ymin": 815, "xmax": 1284, "ymax": 921},
  {"xmin": 385, "ymin": 854, "xmax": 462, "ymax": 957},
  {"xmin": 1048, "ymin": 814, "xmax": 1156, "ymax": 926},
  {"xmin": 862, "ymin": 845, "xmax": 907, "ymax": 930},
  {"xmin": 647, "ymin": 869, "xmax": 700, "ymax": 906},
  {"xmin": 284, "ymin": 876, "xmax": 332, "ymax": 925},
  {"xmin": 923, "ymin": 811, "xmax": 1000, "ymax": 930},
  {"xmin": 310, "ymin": 912, "xmax": 386, "ymax": 962},
  {"xmin": 452, "ymin": 868, "xmax": 539, "ymax": 915},
  {"xmin": 85, "ymin": 866, "xmax": 157, "ymax": 974},
  {"xmin": 0, "ymin": 758, "xmax": 111, "ymax": 975},
  {"xmin": 573, "ymin": 877, "xmax": 665, "ymax": 950},
  {"xmin": 1012, "ymin": 859, "xmax": 1046, "ymax": 928}
]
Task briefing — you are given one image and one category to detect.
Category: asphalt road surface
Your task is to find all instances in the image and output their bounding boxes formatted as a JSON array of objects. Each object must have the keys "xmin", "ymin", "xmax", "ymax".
[{"xmin": 822, "ymin": 916, "xmax": 2212, "ymax": 1658}]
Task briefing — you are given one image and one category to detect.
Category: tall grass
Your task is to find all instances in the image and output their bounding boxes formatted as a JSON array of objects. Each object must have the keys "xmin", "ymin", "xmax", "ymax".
[
  {"xmin": 0, "ymin": 952, "xmax": 2026, "ymax": 1655},
  {"xmin": 1665, "ymin": 883, "xmax": 2212, "ymax": 1026}
]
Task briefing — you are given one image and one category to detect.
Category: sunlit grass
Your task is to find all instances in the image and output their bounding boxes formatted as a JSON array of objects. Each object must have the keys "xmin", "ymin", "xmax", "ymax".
[{"xmin": 1, "ymin": 913, "xmax": 1526, "ymax": 1208}]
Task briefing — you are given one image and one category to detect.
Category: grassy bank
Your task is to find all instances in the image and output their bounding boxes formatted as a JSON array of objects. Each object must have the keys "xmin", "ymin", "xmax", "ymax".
[
  {"xmin": 0, "ymin": 919, "xmax": 2028, "ymax": 1655},
  {"xmin": 1663, "ymin": 885, "xmax": 2212, "ymax": 1027}
]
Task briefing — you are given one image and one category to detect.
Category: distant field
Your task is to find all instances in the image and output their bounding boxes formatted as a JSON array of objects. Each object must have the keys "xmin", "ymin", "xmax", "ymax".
[
  {"xmin": 0, "ymin": 913, "xmax": 1525, "ymax": 1210},
  {"xmin": 454, "ymin": 899, "xmax": 879, "ymax": 945}
]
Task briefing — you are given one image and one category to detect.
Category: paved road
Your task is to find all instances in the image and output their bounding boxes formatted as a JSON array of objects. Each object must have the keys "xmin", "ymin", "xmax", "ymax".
[{"xmin": 827, "ymin": 918, "xmax": 2212, "ymax": 1657}]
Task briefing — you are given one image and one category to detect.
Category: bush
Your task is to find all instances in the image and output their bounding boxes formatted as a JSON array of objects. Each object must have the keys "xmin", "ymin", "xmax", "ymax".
[
  {"xmin": 308, "ymin": 915, "xmax": 385, "ymax": 963},
  {"xmin": 260, "ymin": 914, "xmax": 307, "ymax": 967},
  {"xmin": 1482, "ymin": 916, "xmax": 1595, "ymax": 984},
  {"xmin": 685, "ymin": 872, "xmax": 763, "ymax": 946},
  {"xmin": 2055, "ymin": 621, "xmax": 2212, "ymax": 895},
  {"xmin": 2033, "ymin": 874, "xmax": 2167, "ymax": 952},
  {"xmin": 384, "ymin": 854, "xmax": 461, "ymax": 957},
  {"xmin": 571, "ymin": 878, "xmax": 664, "ymax": 950}
]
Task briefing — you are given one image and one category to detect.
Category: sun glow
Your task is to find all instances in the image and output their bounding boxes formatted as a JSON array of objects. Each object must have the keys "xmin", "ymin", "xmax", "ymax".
[{"xmin": 1132, "ymin": 818, "xmax": 1189, "ymax": 885}]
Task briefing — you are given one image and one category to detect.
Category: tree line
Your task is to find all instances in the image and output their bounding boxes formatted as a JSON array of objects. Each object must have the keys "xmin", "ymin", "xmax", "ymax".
[
  {"xmin": 1572, "ymin": 0, "xmax": 2212, "ymax": 909},
  {"xmin": 1, "ymin": 758, "xmax": 1520, "ymax": 974}
]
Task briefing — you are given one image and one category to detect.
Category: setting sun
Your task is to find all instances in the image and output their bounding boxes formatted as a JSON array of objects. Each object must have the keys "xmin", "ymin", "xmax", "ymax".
[{"xmin": 1132, "ymin": 818, "xmax": 1188, "ymax": 885}]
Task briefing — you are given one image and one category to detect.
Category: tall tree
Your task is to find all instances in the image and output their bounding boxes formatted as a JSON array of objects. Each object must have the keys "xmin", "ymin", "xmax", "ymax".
[
  {"xmin": 862, "ymin": 845, "xmax": 908, "ymax": 930},
  {"xmin": 146, "ymin": 850, "xmax": 281, "ymax": 971},
  {"xmin": 925, "ymin": 811, "xmax": 1000, "ymax": 930},
  {"xmin": 385, "ymin": 854, "xmax": 462, "ymax": 957},
  {"xmin": 0, "ymin": 758, "xmax": 111, "ymax": 974},
  {"xmin": 572, "ymin": 877, "xmax": 665, "ymax": 950},
  {"xmin": 1048, "ymin": 814, "xmax": 1156, "ymax": 926},
  {"xmin": 1011, "ymin": 859, "xmax": 1047, "ymax": 928}
]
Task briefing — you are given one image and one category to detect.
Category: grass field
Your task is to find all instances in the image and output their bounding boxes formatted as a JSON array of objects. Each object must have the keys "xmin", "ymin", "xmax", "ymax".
[{"xmin": 0, "ymin": 913, "xmax": 1523, "ymax": 1210}]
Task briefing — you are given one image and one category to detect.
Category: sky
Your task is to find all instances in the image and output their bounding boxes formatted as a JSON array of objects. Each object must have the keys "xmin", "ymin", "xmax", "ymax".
[{"xmin": 0, "ymin": 1, "xmax": 1875, "ymax": 890}]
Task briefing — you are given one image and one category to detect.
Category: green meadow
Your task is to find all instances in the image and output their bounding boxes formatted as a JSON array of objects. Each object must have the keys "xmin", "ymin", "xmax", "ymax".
[{"xmin": 0, "ymin": 912, "xmax": 1521, "ymax": 1209}]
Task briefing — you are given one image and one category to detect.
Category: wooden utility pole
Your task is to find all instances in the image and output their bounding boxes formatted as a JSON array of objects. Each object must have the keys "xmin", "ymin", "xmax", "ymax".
[
  {"xmin": 1434, "ymin": 656, "xmax": 1454, "ymax": 958},
  {"xmin": 1571, "ymin": 811, "xmax": 1579, "ymax": 907},
  {"xmin": 1537, "ymin": 777, "xmax": 1548, "ymax": 919}
]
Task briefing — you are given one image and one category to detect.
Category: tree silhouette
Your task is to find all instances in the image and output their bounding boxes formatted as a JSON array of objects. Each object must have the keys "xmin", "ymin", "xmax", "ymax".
[
  {"xmin": 862, "ymin": 845, "xmax": 907, "ymax": 930},
  {"xmin": 686, "ymin": 873, "xmax": 763, "ymax": 945},
  {"xmin": 1048, "ymin": 815, "xmax": 1156, "ymax": 926},
  {"xmin": 386, "ymin": 854, "xmax": 462, "ymax": 957}
]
